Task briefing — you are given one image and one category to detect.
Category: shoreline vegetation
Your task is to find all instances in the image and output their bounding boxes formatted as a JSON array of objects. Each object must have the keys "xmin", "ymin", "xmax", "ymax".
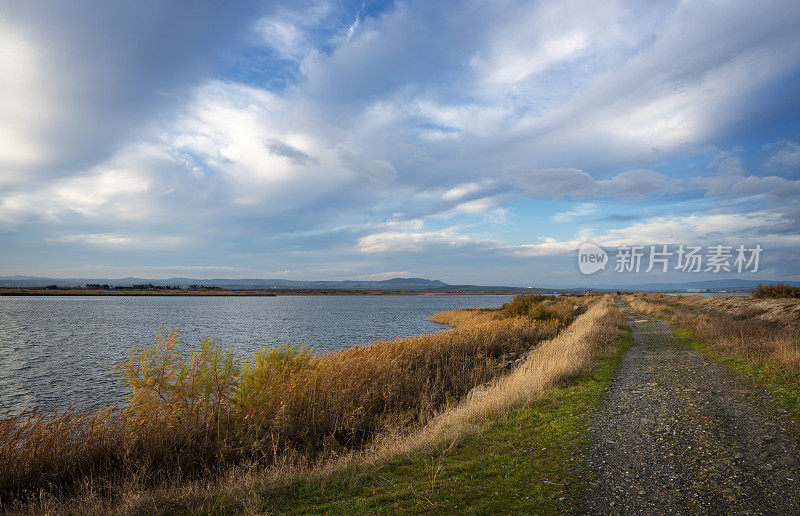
[{"xmin": 0, "ymin": 293, "xmax": 625, "ymax": 513}]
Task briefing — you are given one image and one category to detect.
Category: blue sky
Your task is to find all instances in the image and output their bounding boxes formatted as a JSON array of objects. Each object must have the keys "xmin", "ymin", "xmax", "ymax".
[{"xmin": 1, "ymin": 0, "xmax": 799, "ymax": 286}]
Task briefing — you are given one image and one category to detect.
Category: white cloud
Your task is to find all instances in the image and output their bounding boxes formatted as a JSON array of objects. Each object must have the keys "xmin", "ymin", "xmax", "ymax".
[
  {"xmin": 338, "ymin": 152, "xmax": 397, "ymax": 180},
  {"xmin": 2, "ymin": 0, "xmax": 800, "ymax": 280},
  {"xmin": 692, "ymin": 150, "xmax": 800, "ymax": 199},
  {"xmin": 357, "ymin": 228, "xmax": 480, "ymax": 253},
  {"xmin": 766, "ymin": 140, "xmax": 800, "ymax": 169},
  {"xmin": 0, "ymin": 22, "xmax": 59, "ymax": 178},
  {"xmin": 519, "ymin": 168, "xmax": 681, "ymax": 200},
  {"xmin": 411, "ymin": 99, "xmax": 510, "ymax": 136},
  {"xmin": 550, "ymin": 203, "xmax": 597, "ymax": 223},
  {"xmin": 350, "ymin": 270, "xmax": 417, "ymax": 280},
  {"xmin": 516, "ymin": 210, "xmax": 794, "ymax": 257},
  {"xmin": 472, "ymin": 30, "xmax": 589, "ymax": 85},
  {"xmin": 254, "ymin": 2, "xmax": 332, "ymax": 60},
  {"xmin": 53, "ymin": 233, "xmax": 188, "ymax": 250},
  {"xmin": 54, "ymin": 170, "xmax": 150, "ymax": 215},
  {"xmin": 256, "ymin": 18, "xmax": 307, "ymax": 59},
  {"xmin": 441, "ymin": 181, "xmax": 491, "ymax": 201},
  {"xmin": 512, "ymin": 1, "xmax": 800, "ymax": 162},
  {"xmin": 0, "ymin": 157, "xmax": 152, "ymax": 222},
  {"xmin": 164, "ymin": 80, "xmax": 357, "ymax": 207},
  {"xmin": 468, "ymin": 0, "xmax": 649, "ymax": 87},
  {"xmin": 77, "ymin": 264, "xmax": 256, "ymax": 278}
]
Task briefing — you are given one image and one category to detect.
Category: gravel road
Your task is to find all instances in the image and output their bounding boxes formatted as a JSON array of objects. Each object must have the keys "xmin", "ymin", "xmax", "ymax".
[{"xmin": 584, "ymin": 300, "xmax": 800, "ymax": 514}]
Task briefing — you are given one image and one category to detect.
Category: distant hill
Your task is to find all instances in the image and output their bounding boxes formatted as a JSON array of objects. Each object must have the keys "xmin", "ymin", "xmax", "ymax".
[
  {"xmin": 2, "ymin": 275, "xmax": 796, "ymax": 293},
  {"xmin": 0, "ymin": 276, "xmax": 525, "ymax": 292}
]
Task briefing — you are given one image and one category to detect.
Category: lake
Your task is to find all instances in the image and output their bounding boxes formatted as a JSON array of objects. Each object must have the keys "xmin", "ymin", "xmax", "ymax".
[{"xmin": 0, "ymin": 294, "xmax": 512, "ymax": 415}]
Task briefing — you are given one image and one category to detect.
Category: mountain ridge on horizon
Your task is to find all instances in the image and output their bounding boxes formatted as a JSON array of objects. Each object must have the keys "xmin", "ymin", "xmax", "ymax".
[
  {"xmin": 0, "ymin": 276, "xmax": 463, "ymax": 291},
  {"xmin": 0, "ymin": 276, "xmax": 798, "ymax": 292}
]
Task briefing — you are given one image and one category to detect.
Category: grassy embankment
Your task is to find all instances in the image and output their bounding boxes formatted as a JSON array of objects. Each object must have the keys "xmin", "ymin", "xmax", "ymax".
[
  {"xmin": 135, "ymin": 294, "xmax": 628, "ymax": 514},
  {"xmin": 626, "ymin": 292, "xmax": 800, "ymax": 423},
  {"xmin": 0, "ymin": 294, "xmax": 620, "ymax": 513}
]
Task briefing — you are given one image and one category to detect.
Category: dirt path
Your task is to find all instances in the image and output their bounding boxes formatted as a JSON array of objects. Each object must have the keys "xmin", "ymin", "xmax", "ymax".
[{"xmin": 584, "ymin": 300, "xmax": 800, "ymax": 514}]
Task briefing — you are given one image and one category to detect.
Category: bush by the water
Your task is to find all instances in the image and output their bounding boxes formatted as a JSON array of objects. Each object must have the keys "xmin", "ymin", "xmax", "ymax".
[
  {"xmin": 0, "ymin": 299, "xmax": 580, "ymax": 505},
  {"xmin": 498, "ymin": 294, "xmax": 576, "ymax": 322},
  {"xmin": 751, "ymin": 283, "xmax": 800, "ymax": 299}
]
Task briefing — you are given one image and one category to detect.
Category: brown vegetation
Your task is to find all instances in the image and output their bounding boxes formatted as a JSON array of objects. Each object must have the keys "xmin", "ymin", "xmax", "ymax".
[
  {"xmin": 431, "ymin": 294, "xmax": 581, "ymax": 328},
  {"xmin": 633, "ymin": 293, "xmax": 800, "ymax": 326},
  {"xmin": 0, "ymin": 294, "xmax": 585, "ymax": 511},
  {"xmin": 430, "ymin": 307, "xmax": 499, "ymax": 327},
  {"xmin": 751, "ymin": 283, "xmax": 800, "ymax": 299},
  {"xmin": 626, "ymin": 294, "xmax": 800, "ymax": 370}
]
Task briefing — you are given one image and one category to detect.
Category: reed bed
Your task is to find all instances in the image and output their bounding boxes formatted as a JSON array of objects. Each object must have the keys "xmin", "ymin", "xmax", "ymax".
[
  {"xmin": 0, "ymin": 295, "xmax": 580, "ymax": 510},
  {"xmin": 429, "ymin": 307, "xmax": 498, "ymax": 327},
  {"xmin": 431, "ymin": 295, "xmax": 579, "ymax": 328},
  {"xmin": 627, "ymin": 295, "xmax": 800, "ymax": 370},
  {"xmin": 751, "ymin": 283, "xmax": 800, "ymax": 299},
  {"xmin": 639, "ymin": 292, "xmax": 800, "ymax": 326},
  {"xmin": 202, "ymin": 294, "xmax": 623, "ymax": 513}
]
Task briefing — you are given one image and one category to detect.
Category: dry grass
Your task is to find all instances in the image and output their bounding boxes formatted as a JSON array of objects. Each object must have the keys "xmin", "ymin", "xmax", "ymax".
[
  {"xmin": 632, "ymin": 293, "xmax": 800, "ymax": 326},
  {"xmin": 0, "ymin": 295, "xmax": 587, "ymax": 512},
  {"xmin": 216, "ymin": 294, "xmax": 621, "ymax": 512},
  {"xmin": 109, "ymin": 294, "xmax": 622, "ymax": 515},
  {"xmin": 430, "ymin": 307, "xmax": 498, "ymax": 327},
  {"xmin": 751, "ymin": 283, "xmax": 800, "ymax": 299},
  {"xmin": 431, "ymin": 294, "xmax": 581, "ymax": 329},
  {"xmin": 627, "ymin": 294, "xmax": 800, "ymax": 370}
]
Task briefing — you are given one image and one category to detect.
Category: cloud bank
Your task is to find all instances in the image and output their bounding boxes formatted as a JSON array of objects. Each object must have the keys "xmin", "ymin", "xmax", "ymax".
[{"xmin": 1, "ymin": 0, "xmax": 799, "ymax": 285}]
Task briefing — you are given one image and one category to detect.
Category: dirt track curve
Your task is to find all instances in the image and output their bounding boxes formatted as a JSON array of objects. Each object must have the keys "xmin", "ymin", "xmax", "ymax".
[{"xmin": 584, "ymin": 300, "xmax": 800, "ymax": 514}]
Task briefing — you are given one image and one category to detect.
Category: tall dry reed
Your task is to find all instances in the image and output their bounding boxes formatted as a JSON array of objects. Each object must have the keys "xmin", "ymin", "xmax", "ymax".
[
  {"xmin": 751, "ymin": 283, "xmax": 800, "ymax": 299},
  {"xmin": 0, "ymin": 295, "xmax": 580, "ymax": 508}
]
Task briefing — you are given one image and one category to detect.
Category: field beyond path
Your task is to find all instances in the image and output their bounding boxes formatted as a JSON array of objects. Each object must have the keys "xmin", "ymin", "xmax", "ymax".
[{"xmin": 585, "ymin": 301, "xmax": 800, "ymax": 513}]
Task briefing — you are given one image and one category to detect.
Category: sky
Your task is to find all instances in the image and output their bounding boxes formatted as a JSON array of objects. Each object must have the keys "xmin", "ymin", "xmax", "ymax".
[{"xmin": 1, "ymin": 0, "xmax": 799, "ymax": 287}]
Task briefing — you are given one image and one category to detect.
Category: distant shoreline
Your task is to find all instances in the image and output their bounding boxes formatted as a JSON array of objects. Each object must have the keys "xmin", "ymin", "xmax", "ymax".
[{"xmin": 0, "ymin": 287, "xmax": 529, "ymax": 297}]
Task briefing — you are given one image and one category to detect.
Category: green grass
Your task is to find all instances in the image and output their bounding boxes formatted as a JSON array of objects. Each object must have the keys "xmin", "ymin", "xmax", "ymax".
[
  {"xmin": 673, "ymin": 327, "xmax": 800, "ymax": 425},
  {"xmin": 160, "ymin": 326, "xmax": 633, "ymax": 515}
]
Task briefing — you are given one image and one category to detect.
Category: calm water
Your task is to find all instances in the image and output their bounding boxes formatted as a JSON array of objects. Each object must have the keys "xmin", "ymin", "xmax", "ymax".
[{"xmin": 0, "ymin": 294, "xmax": 511, "ymax": 414}]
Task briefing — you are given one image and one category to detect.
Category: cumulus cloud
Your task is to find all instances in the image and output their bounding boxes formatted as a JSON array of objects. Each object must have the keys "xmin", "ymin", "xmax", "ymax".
[
  {"xmin": 516, "ymin": 209, "xmax": 795, "ymax": 257},
  {"xmin": 519, "ymin": 168, "xmax": 681, "ymax": 200},
  {"xmin": 691, "ymin": 150, "xmax": 800, "ymax": 200},
  {"xmin": 2, "ymin": 0, "xmax": 800, "ymax": 281},
  {"xmin": 52, "ymin": 233, "xmax": 189, "ymax": 249},
  {"xmin": 0, "ymin": 2, "xmax": 262, "ymax": 183},
  {"xmin": 766, "ymin": 140, "xmax": 800, "ymax": 170},
  {"xmin": 550, "ymin": 203, "xmax": 597, "ymax": 223},
  {"xmin": 357, "ymin": 228, "xmax": 493, "ymax": 253},
  {"xmin": 0, "ymin": 150, "xmax": 155, "ymax": 222},
  {"xmin": 694, "ymin": 173, "xmax": 800, "ymax": 200},
  {"xmin": 0, "ymin": 21, "xmax": 57, "ymax": 179},
  {"xmin": 338, "ymin": 152, "xmax": 397, "ymax": 181}
]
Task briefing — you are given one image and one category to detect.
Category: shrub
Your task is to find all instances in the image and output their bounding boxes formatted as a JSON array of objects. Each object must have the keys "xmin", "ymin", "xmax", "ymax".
[
  {"xmin": 498, "ymin": 294, "xmax": 575, "ymax": 323},
  {"xmin": 0, "ymin": 309, "xmax": 573, "ymax": 504},
  {"xmin": 751, "ymin": 283, "xmax": 800, "ymax": 299}
]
